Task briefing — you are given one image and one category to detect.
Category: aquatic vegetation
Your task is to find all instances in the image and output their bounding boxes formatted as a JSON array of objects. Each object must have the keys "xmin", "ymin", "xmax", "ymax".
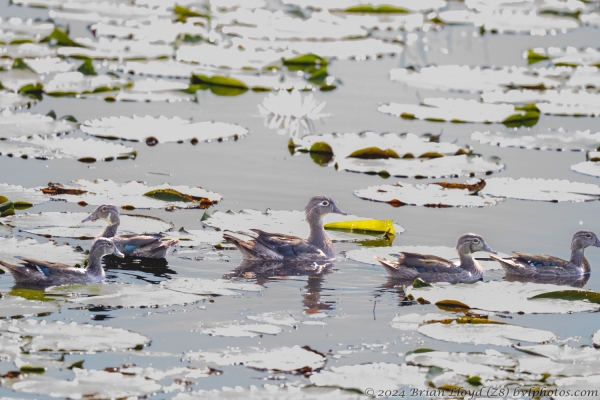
[
  {"xmin": 0, "ymin": 90, "xmax": 38, "ymax": 110},
  {"xmin": 472, "ymin": 129, "xmax": 600, "ymax": 151},
  {"xmin": 480, "ymin": 177, "xmax": 600, "ymax": 202},
  {"xmin": 528, "ymin": 46, "xmax": 600, "ymax": 67},
  {"xmin": 0, "ymin": 183, "xmax": 49, "ymax": 205},
  {"xmin": 260, "ymin": 90, "xmax": 328, "ymax": 137},
  {"xmin": 571, "ymin": 153, "xmax": 600, "ymax": 177},
  {"xmin": 0, "ymin": 237, "xmax": 86, "ymax": 266},
  {"xmin": 0, "ymin": 294, "xmax": 60, "ymax": 318},
  {"xmin": 482, "ymin": 89, "xmax": 600, "ymax": 117},
  {"xmin": 0, "ymin": 110, "xmax": 78, "ymax": 139}
]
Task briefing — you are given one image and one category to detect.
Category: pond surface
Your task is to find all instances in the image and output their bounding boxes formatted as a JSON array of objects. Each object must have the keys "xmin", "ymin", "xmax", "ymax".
[{"xmin": 2, "ymin": 0, "xmax": 600, "ymax": 398}]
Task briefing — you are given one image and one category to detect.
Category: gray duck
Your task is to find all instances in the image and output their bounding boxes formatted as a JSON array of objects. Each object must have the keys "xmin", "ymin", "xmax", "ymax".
[
  {"xmin": 0, "ymin": 237, "xmax": 123, "ymax": 286},
  {"xmin": 223, "ymin": 196, "xmax": 346, "ymax": 261},
  {"xmin": 82, "ymin": 204, "xmax": 178, "ymax": 259},
  {"xmin": 490, "ymin": 230, "xmax": 600, "ymax": 278},
  {"xmin": 375, "ymin": 234, "xmax": 495, "ymax": 283}
]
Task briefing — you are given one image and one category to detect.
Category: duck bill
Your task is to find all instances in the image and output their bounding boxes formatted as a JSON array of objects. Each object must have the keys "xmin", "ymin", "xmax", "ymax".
[
  {"xmin": 331, "ymin": 204, "xmax": 347, "ymax": 216},
  {"xmin": 113, "ymin": 248, "xmax": 125, "ymax": 258},
  {"xmin": 483, "ymin": 243, "xmax": 497, "ymax": 254},
  {"xmin": 595, "ymin": 238, "xmax": 600, "ymax": 248},
  {"xmin": 81, "ymin": 214, "xmax": 97, "ymax": 223}
]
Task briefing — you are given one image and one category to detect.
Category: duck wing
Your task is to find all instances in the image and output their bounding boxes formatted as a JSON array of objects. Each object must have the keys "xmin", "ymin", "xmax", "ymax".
[
  {"xmin": 0, "ymin": 258, "xmax": 82, "ymax": 283},
  {"xmin": 512, "ymin": 252, "xmax": 569, "ymax": 268},
  {"xmin": 251, "ymin": 230, "xmax": 325, "ymax": 259},
  {"xmin": 115, "ymin": 234, "xmax": 162, "ymax": 251},
  {"xmin": 399, "ymin": 252, "xmax": 455, "ymax": 273}
]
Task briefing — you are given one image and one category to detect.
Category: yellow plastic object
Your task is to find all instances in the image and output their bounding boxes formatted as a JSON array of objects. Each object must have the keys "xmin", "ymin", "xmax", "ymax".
[{"xmin": 324, "ymin": 219, "xmax": 395, "ymax": 234}]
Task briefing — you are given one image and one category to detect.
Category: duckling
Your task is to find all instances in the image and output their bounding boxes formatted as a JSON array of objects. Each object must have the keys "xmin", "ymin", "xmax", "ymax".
[
  {"xmin": 490, "ymin": 230, "xmax": 600, "ymax": 278},
  {"xmin": 223, "ymin": 196, "xmax": 346, "ymax": 261},
  {"xmin": 0, "ymin": 237, "xmax": 123, "ymax": 286},
  {"xmin": 82, "ymin": 204, "xmax": 178, "ymax": 259},
  {"xmin": 375, "ymin": 234, "xmax": 495, "ymax": 283}
]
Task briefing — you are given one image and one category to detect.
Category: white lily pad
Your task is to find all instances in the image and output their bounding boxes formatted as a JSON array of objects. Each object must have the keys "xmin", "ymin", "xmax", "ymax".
[
  {"xmin": 174, "ymin": 386, "xmax": 363, "ymax": 400},
  {"xmin": 0, "ymin": 68, "xmax": 40, "ymax": 93},
  {"xmin": 91, "ymin": 19, "xmax": 208, "ymax": 43},
  {"xmin": 354, "ymin": 181, "xmax": 504, "ymax": 207},
  {"xmin": 417, "ymin": 320, "xmax": 556, "ymax": 346},
  {"xmin": 466, "ymin": 0, "xmax": 593, "ymax": 14},
  {"xmin": 282, "ymin": 0, "xmax": 446, "ymax": 13},
  {"xmin": 161, "ymin": 277, "xmax": 261, "ymax": 296},
  {"xmin": 573, "ymin": 159, "xmax": 600, "ymax": 178},
  {"xmin": 473, "ymin": 129, "xmax": 600, "ymax": 151},
  {"xmin": 165, "ymin": 229, "xmax": 224, "ymax": 247},
  {"xmin": 555, "ymin": 375, "xmax": 600, "ymax": 395},
  {"xmin": 57, "ymin": 37, "xmax": 172, "ymax": 60},
  {"xmin": 0, "ymin": 43, "xmax": 57, "ymax": 59},
  {"xmin": 0, "ymin": 17, "xmax": 55, "ymax": 44},
  {"xmin": 0, "ymin": 237, "xmax": 86, "ymax": 266},
  {"xmin": 247, "ymin": 311, "xmax": 298, "ymax": 327},
  {"xmin": 336, "ymin": 154, "xmax": 504, "ymax": 179},
  {"xmin": 96, "ymin": 78, "xmax": 196, "ymax": 102},
  {"xmin": 1, "ymin": 211, "xmax": 173, "ymax": 239},
  {"xmin": 81, "ymin": 115, "xmax": 247, "ymax": 144},
  {"xmin": 379, "ymin": 98, "xmax": 538, "ymax": 124},
  {"xmin": 47, "ymin": 2, "xmax": 171, "ymax": 24},
  {"xmin": 0, "ymin": 110, "xmax": 78, "ymax": 139},
  {"xmin": 0, "ymin": 134, "xmax": 136, "ymax": 162},
  {"xmin": 0, "ymin": 91, "xmax": 38, "ymax": 111},
  {"xmin": 0, "ymin": 295, "xmax": 60, "ymax": 318},
  {"xmin": 49, "ymin": 283, "xmax": 202, "ymax": 308},
  {"xmin": 5, "ymin": 368, "xmax": 161, "ymax": 399},
  {"xmin": 38, "ymin": 179, "xmax": 222, "ymax": 209},
  {"xmin": 24, "ymin": 57, "xmax": 76, "ymax": 74},
  {"xmin": 405, "ymin": 349, "xmax": 518, "ymax": 377},
  {"xmin": 0, "ymin": 319, "xmax": 151, "ymax": 352},
  {"xmin": 390, "ymin": 313, "xmax": 448, "ymax": 331},
  {"xmin": 203, "ymin": 209, "xmax": 404, "ymax": 242},
  {"xmin": 482, "ymin": 89, "xmax": 600, "ymax": 117},
  {"xmin": 44, "ymin": 71, "xmax": 129, "ymax": 96},
  {"xmin": 260, "ymin": 90, "xmax": 328, "ymax": 138},
  {"xmin": 310, "ymin": 363, "xmax": 426, "ymax": 393},
  {"xmin": 0, "ymin": 183, "xmax": 49, "ymax": 205},
  {"xmin": 514, "ymin": 344, "xmax": 600, "ymax": 377},
  {"xmin": 528, "ymin": 46, "xmax": 600, "ymax": 67},
  {"xmin": 177, "ymin": 44, "xmax": 293, "ymax": 71},
  {"xmin": 190, "ymin": 345, "xmax": 325, "ymax": 372},
  {"xmin": 202, "ymin": 324, "xmax": 282, "ymax": 338},
  {"xmin": 406, "ymin": 280, "xmax": 599, "ymax": 314},
  {"xmin": 480, "ymin": 177, "xmax": 600, "ymax": 202}
]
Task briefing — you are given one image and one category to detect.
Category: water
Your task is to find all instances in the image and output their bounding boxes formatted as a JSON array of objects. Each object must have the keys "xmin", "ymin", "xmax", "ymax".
[{"xmin": 2, "ymin": 1, "xmax": 600, "ymax": 398}]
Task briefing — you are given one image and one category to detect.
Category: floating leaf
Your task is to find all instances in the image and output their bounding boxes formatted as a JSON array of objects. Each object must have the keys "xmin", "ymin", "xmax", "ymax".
[
  {"xmin": 0, "ymin": 319, "xmax": 151, "ymax": 352},
  {"xmin": 480, "ymin": 177, "xmax": 600, "ymax": 202},
  {"xmin": 529, "ymin": 289, "xmax": 600, "ymax": 303},
  {"xmin": 528, "ymin": 46, "xmax": 600, "ymax": 67},
  {"xmin": 47, "ymin": 2, "xmax": 171, "ymax": 24},
  {"xmin": 0, "ymin": 17, "xmax": 56, "ymax": 44},
  {"xmin": 379, "ymin": 98, "xmax": 539, "ymax": 125},
  {"xmin": 161, "ymin": 277, "xmax": 262, "ymax": 296},
  {"xmin": 190, "ymin": 345, "xmax": 325, "ymax": 372},
  {"xmin": 204, "ymin": 209, "xmax": 404, "ymax": 243},
  {"xmin": 390, "ymin": 313, "xmax": 448, "ymax": 331},
  {"xmin": 0, "ymin": 295, "xmax": 60, "ymax": 318},
  {"xmin": 1, "ymin": 212, "xmax": 173, "ymax": 239},
  {"xmin": 164, "ymin": 229, "xmax": 224, "ymax": 247},
  {"xmin": 0, "ymin": 237, "xmax": 86, "ymax": 266},
  {"xmin": 0, "ymin": 90, "xmax": 38, "ymax": 110},
  {"xmin": 336, "ymin": 155, "xmax": 504, "ymax": 179},
  {"xmin": 91, "ymin": 19, "xmax": 208, "ymax": 43},
  {"xmin": 354, "ymin": 180, "xmax": 504, "ymax": 208},
  {"xmin": 406, "ymin": 280, "xmax": 599, "ymax": 314},
  {"xmin": 43, "ymin": 71, "xmax": 129, "ymax": 96},
  {"xmin": 473, "ymin": 129, "xmax": 600, "ymax": 151},
  {"xmin": 310, "ymin": 363, "xmax": 426, "ymax": 393},
  {"xmin": 0, "ymin": 183, "xmax": 49, "ymax": 205},
  {"xmin": 247, "ymin": 311, "xmax": 298, "ymax": 327},
  {"xmin": 281, "ymin": 0, "xmax": 445, "ymax": 13},
  {"xmin": 177, "ymin": 43, "xmax": 292, "ymax": 70},
  {"xmin": 81, "ymin": 115, "xmax": 247, "ymax": 144},
  {"xmin": 23, "ymin": 57, "xmax": 75, "ymax": 74},
  {"xmin": 202, "ymin": 324, "xmax": 282, "ymax": 338},
  {"xmin": 0, "ymin": 43, "xmax": 57, "ymax": 59},
  {"xmin": 4, "ymin": 368, "xmax": 161, "ymax": 399},
  {"xmin": 571, "ymin": 158, "xmax": 600, "ymax": 178},
  {"xmin": 482, "ymin": 89, "xmax": 600, "ymax": 117},
  {"xmin": 90, "ymin": 77, "xmax": 196, "ymax": 102},
  {"xmin": 0, "ymin": 134, "xmax": 136, "ymax": 162},
  {"xmin": 39, "ymin": 179, "xmax": 222, "ymax": 209},
  {"xmin": 57, "ymin": 37, "xmax": 172, "ymax": 60},
  {"xmin": 40, "ymin": 26, "xmax": 85, "ymax": 47},
  {"xmin": 0, "ymin": 110, "xmax": 78, "ymax": 139}
]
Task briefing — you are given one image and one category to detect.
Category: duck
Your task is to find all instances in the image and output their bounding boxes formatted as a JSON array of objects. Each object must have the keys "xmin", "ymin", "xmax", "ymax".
[
  {"xmin": 490, "ymin": 230, "xmax": 600, "ymax": 278},
  {"xmin": 223, "ymin": 196, "xmax": 346, "ymax": 261},
  {"xmin": 81, "ymin": 204, "xmax": 178, "ymax": 259},
  {"xmin": 0, "ymin": 237, "xmax": 123, "ymax": 286},
  {"xmin": 375, "ymin": 234, "xmax": 495, "ymax": 283}
]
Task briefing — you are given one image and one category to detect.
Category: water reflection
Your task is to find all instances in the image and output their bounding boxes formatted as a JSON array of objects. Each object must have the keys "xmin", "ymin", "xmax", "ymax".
[
  {"xmin": 103, "ymin": 256, "xmax": 177, "ymax": 284},
  {"xmin": 224, "ymin": 260, "xmax": 335, "ymax": 313},
  {"xmin": 377, "ymin": 278, "xmax": 417, "ymax": 307}
]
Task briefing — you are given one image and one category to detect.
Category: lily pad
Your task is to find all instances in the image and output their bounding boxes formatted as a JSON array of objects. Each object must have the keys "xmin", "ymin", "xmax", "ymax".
[
  {"xmin": 93, "ymin": 78, "xmax": 196, "ymax": 102},
  {"xmin": 201, "ymin": 324, "xmax": 283, "ymax": 338},
  {"xmin": 39, "ymin": 179, "xmax": 222, "ymax": 209},
  {"xmin": 4, "ymin": 368, "xmax": 161, "ymax": 399},
  {"xmin": 0, "ymin": 43, "xmax": 57, "ymax": 59},
  {"xmin": 417, "ymin": 320, "xmax": 556, "ymax": 346},
  {"xmin": 473, "ymin": 129, "xmax": 600, "ymax": 151},
  {"xmin": 0, "ymin": 91, "xmax": 38, "ymax": 110},
  {"xmin": 247, "ymin": 311, "xmax": 298, "ymax": 327},
  {"xmin": 91, "ymin": 19, "xmax": 208, "ymax": 44},
  {"xmin": 379, "ymin": 98, "xmax": 539, "ymax": 125},
  {"xmin": 81, "ymin": 115, "xmax": 247, "ymax": 144},
  {"xmin": 281, "ymin": 0, "xmax": 445, "ymax": 13},
  {"xmin": 0, "ymin": 183, "xmax": 49, "ymax": 205},
  {"xmin": 23, "ymin": 57, "xmax": 76, "ymax": 74},
  {"xmin": 310, "ymin": 363, "xmax": 426, "ymax": 393},
  {"xmin": 482, "ymin": 89, "xmax": 600, "ymax": 117},
  {"xmin": 405, "ymin": 349, "xmax": 518, "ymax": 377},
  {"xmin": 57, "ymin": 37, "xmax": 172, "ymax": 60},
  {"xmin": 571, "ymin": 157, "xmax": 600, "ymax": 178},
  {"xmin": 0, "ymin": 237, "xmax": 86, "ymax": 266},
  {"xmin": 0, "ymin": 134, "xmax": 136, "ymax": 162},
  {"xmin": 46, "ymin": 2, "xmax": 171, "ymax": 24},
  {"xmin": 190, "ymin": 345, "xmax": 326, "ymax": 372},
  {"xmin": 164, "ymin": 229, "xmax": 224, "ymax": 247},
  {"xmin": 203, "ymin": 209, "xmax": 404, "ymax": 243},
  {"xmin": 43, "ymin": 71, "xmax": 129, "ymax": 96},
  {"xmin": 291, "ymin": 132, "xmax": 467, "ymax": 159},
  {"xmin": 161, "ymin": 277, "xmax": 261, "ymax": 296},
  {"xmin": 177, "ymin": 43, "xmax": 293, "ymax": 71},
  {"xmin": 354, "ymin": 181, "xmax": 504, "ymax": 207},
  {"xmin": 480, "ymin": 177, "xmax": 600, "ymax": 202},
  {"xmin": 48, "ymin": 283, "xmax": 202, "ymax": 308},
  {"xmin": 0, "ymin": 110, "xmax": 78, "ymax": 139},
  {"xmin": 390, "ymin": 313, "xmax": 449, "ymax": 331},
  {"xmin": 1, "ymin": 212, "xmax": 173, "ymax": 239},
  {"xmin": 336, "ymin": 154, "xmax": 504, "ymax": 179},
  {"xmin": 0, "ymin": 17, "xmax": 56, "ymax": 44},
  {"xmin": 528, "ymin": 47, "xmax": 600, "ymax": 67},
  {"xmin": 0, "ymin": 319, "xmax": 151, "ymax": 352},
  {"xmin": 406, "ymin": 280, "xmax": 600, "ymax": 314},
  {"xmin": 0, "ymin": 294, "xmax": 60, "ymax": 318}
]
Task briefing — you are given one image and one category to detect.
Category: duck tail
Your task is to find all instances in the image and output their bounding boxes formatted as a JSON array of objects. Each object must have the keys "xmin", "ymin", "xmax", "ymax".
[
  {"xmin": 223, "ymin": 234, "xmax": 262, "ymax": 260},
  {"xmin": 0, "ymin": 260, "xmax": 28, "ymax": 279},
  {"xmin": 374, "ymin": 256, "xmax": 400, "ymax": 274},
  {"xmin": 489, "ymin": 253, "xmax": 521, "ymax": 273}
]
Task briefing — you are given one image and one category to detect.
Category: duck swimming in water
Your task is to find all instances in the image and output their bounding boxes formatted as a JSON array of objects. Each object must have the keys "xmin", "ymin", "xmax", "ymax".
[
  {"xmin": 0, "ymin": 237, "xmax": 123, "ymax": 286},
  {"xmin": 82, "ymin": 204, "xmax": 178, "ymax": 259},
  {"xmin": 490, "ymin": 230, "xmax": 600, "ymax": 278},
  {"xmin": 375, "ymin": 233, "xmax": 495, "ymax": 283},
  {"xmin": 223, "ymin": 196, "xmax": 346, "ymax": 261}
]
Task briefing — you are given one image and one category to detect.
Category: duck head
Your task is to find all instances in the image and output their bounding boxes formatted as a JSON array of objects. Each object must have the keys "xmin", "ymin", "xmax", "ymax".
[
  {"xmin": 305, "ymin": 196, "xmax": 346, "ymax": 221},
  {"xmin": 81, "ymin": 204, "xmax": 120, "ymax": 226},
  {"xmin": 571, "ymin": 231, "xmax": 600, "ymax": 250},
  {"xmin": 91, "ymin": 237, "xmax": 124, "ymax": 259},
  {"xmin": 456, "ymin": 233, "xmax": 496, "ymax": 255}
]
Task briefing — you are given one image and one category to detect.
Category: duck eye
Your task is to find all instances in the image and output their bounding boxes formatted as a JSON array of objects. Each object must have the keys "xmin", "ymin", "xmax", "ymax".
[
  {"xmin": 101, "ymin": 206, "xmax": 107, "ymax": 212},
  {"xmin": 473, "ymin": 239, "xmax": 480, "ymax": 243},
  {"xmin": 586, "ymin": 234, "xmax": 592, "ymax": 238},
  {"xmin": 320, "ymin": 201, "xmax": 330, "ymax": 206}
]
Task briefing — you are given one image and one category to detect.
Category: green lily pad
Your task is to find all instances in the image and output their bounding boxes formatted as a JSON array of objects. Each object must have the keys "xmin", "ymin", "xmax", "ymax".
[
  {"xmin": 85, "ymin": 77, "xmax": 197, "ymax": 102},
  {"xmin": 23, "ymin": 57, "xmax": 75, "ymax": 74},
  {"xmin": 0, "ymin": 43, "xmax": 57, "ymax": 59},
  {"xmin": 47, "ymin": 2, "xmax": 171, "ymax": 25},
  {"xmin": 529, "ymin": 289, "xmax": 600, "ymax": 303},
  {"xmin": 0, "ymin": 110, "xmax": 78, "ymax": 139}
]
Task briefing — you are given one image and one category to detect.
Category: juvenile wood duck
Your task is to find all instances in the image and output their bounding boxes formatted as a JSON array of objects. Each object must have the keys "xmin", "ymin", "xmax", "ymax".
[
  {"xmin": 223, "ymin": 196, "xmax": 346, "ymax": 261},
  {"xmin": 375, "ymin": 234, "xmax": 495, "ymax": 283},
  {"xmin": 490, "ymin": 230, "xmax": 600, "ymax": 278},
  {"xmin": 0, "ymin": 237, "xmax": 123, "ymax": 286},
  {"xmin": 82, "ymin": 204, "xmax": 178, "ymax": 259}
]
